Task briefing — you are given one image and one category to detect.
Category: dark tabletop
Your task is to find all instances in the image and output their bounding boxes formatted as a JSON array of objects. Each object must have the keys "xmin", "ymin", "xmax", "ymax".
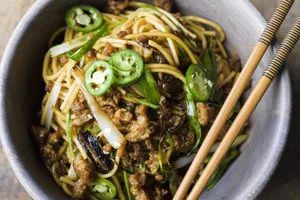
[{"xmin": 0, "ymin": 0, "xmax": 299, "ymax": 199}]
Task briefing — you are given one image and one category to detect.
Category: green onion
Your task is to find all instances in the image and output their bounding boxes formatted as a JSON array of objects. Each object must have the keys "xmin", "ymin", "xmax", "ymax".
[
  {"xmin": 49, "ymin": 31, "xmax": 98, "ymax": 57},
  {"xmin": 112, "ymin": 175, "xmax": 126, "ymax": 200},
  {"xmin": 206, "ymin": 150, "xmax": 239, "ymax": 190},
  {"xmin": 123, "ymin": 170, "xmax": 132, "ymax": 200},
  {"xmin": 66, "ymin": 113, "xmax": 75, "ymax": 157},
  {"xmin": 136, "ymin": 68, "xmax": 161, "ymax": 105},
  {"xmin": 127, "ymin": 95, "xmax": 160, "ymax": 109},
  {"xmin": 69, "ymin": 24, "xmax": 108, "ymax": 62}
]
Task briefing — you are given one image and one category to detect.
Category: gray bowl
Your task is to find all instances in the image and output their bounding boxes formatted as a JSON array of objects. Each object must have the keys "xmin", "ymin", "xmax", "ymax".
[{"xmin": 0, "ymin": 0, "xmax": 291, "ymax": 199}]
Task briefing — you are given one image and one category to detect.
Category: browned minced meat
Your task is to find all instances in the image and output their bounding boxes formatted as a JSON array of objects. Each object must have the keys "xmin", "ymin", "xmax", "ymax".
[
  {"xmin": 126, "ymin": 115, "xmax": 152, "ymax": 142},
  {"xmin": 59, "ymin": 54, "xmax": 69, "ymax": 66},
  {"xmin": 47, "ymin": 130, "xmax": 62, "ymax": 145},
  {"xmin": 72, "ymin": 156, "xmax": 94, "ymax": 199},
  {"xmin": 136, "ymin": 35, "xmax": 150, "ymax": 48},
  {"xmin": 154, "ymin": 186, "xmax": 168, "ymax": 200},
  {"xmin": 117, "ymin": 28, "xmax": 132, "ymax": 39},
  {"xmin": 108, "ymin": 0, "xmax": 129, "ymax": 14},
  {"xmin": 172, "ymin": 131, "xmax": 195, "ymax": 153},
  {"xmin": 53, "ymin": 154, "xmax": 68, "ymax": 177},
  {"xmin": 78, "ymin": 91, "xmax": 85, "ymax": 103},
  {"xmin": 129, "ymin": 143, "xmax": 142, "ymax": 160},
  {"xmin": 135, "ymin": 105, "xmax": 148, "ymax": 116},
  {"xmin": 229, "ymin": 55, "xmax": 242, "ymax": 72},
  {"xmin": 121, "ymin": 153, "xmax": 133, "ymax": 168},
  {"xmin": 129, "ymin": 172, "xmax": 150, "ymax": 200},
  {"xmin": 72, "ymin": 109, "xmax": 92, "ymax": 127},
  {"xmin": 153, "ymin": 0, "xmax": 173, "ymax": 12},
  {"xmin": 73, "ymin": 155, "xmax": 94, "ymax": 184},
  {"xmin": 126, "ymin": 105, "xmax": 153, "ymax": 142},
  {"xmin": 145, "ymin": 139, "xmax": 154, "ymax": 151},
  {"xmin": 103, "ymin": 143, "xmax": 113, "ymax": 153},
  {"xmin": 96, "ymin": 89, "xmax": 122, "ymax": 108},
  {"xmin": 145, "ymin": 152, "xmax": 159, "ymax": 173},
  {"xmin": 113, "ymin": 108, "xmax": 133, "ymax": 126},
  {"xmin": 117, "ymin": 142, "xmax": 127, "ymax": 157},
  {"xmin": 39, "ymin": 129, "xmax": 65, "ymax": 168},
  {"xmin": 102, "ymin": 42, "xmax": 114, "ymax": 56},
  {"xmin": 73, "ymin": 179, "xmax": 87, "ymax": 200},
  {"xmin": 40, "ymin": 144, "xmax": 57, "ymax": 167},
  {"xmin": 129, "ymin": 172, "xmax": 147, "ymax": 188},
  {"xmin": 71, "ymin": 99, "xmax": 92, "ymax": 127},
  {"xmin": 131, "ymin": 188, "xmax": 150, "ymax": 200},
  {"xmin": 196, "ymin": 102, "xmax": 209, "ymax": 126},
  {"xmin": 32, "ymin": 126, "xmax": 49, "ymax": 146}
]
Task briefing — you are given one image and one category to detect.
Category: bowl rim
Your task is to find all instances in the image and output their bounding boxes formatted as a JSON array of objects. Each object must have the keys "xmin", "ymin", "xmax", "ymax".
[{"xmin": 0, "ymin": 0, "xmax": 292, "ymax": 199}]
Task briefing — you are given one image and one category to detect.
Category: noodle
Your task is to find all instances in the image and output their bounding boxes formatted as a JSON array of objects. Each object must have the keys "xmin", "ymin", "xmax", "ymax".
[
  {"xmin": 124, "ymin": 32, "xmax": 198, "ymax": 63},
  {"xmin": 60, "ymin": 176, "xmax": 76, "ymax": 187},
  {"xmin": 33, "ymin": 2, "xmax": 248, "ymax": 199},
  {"xmin": 148, "ymin": 40, "xmax": 175, "ymax": 65}
]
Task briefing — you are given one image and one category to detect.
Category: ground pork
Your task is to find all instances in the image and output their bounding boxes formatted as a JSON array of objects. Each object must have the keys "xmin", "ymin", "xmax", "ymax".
[
  {"xmin": 73, "ymin": 179, "xmax": 87, "ymax": 200},
  {"xmin": 145, "ymin": 153, "xmax": 159, "ymax": 173},
  {"xmin": 73, "ymin": 155, "xmax": 94, "ymax": 184},
  {"xmin": 196, "ymin": 102, "xmax": 209, "ymax": 126},
  {"xmin": 32, "ymin": 126, "xmax": 48, "ymax": 146},
  {"xmin": 129, "ymin": 143, "xmax": 142, "ymax": 161},
  {"xmin": 53, "ymin": 154, "xmax": 68, "ymax": 177},
  {"xmin": 113, "ymin": 108, "xmax": 133, "ymax": 126},
  {"xmin": 172, "ymin": 129, "xmax": 195, "ymax": 153},
  {"xmin": 129, "ymin": 172, "xmax": 150, "ymax": 200},
  {"xmin": 108, "ymin": 0, "xmax": 129, "ymax": 14},
  {"xmin": 40, "ymin": 144, "xmax": 57, "ymax": 167},
  {"xmin": 102, "ymin": 42, "xmax": 114, "ymax": 56},
  {"xmin": 153, "ymin": 0, "xmax": 173, "ymax": 12},
  {"xmin": 117, "ymin": 27, "xmax": 132, "ymax": 39},
  {"xmin": 72, "ymin": 156, "xmax": 94, "ymax": 199},
  {"xmin": 71, "ymin": 98, "xmax": 92, "ymax": 127},
  {"xmin": 125, "ymin": 115, "xmax": 152, "ymax": 142}
]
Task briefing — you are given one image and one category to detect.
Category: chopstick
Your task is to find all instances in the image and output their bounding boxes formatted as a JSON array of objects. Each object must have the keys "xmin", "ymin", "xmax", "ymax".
[
  {"xmin": 174, "ymin": 0, "xmax": 295, "ymax": 199},
  {"xmin": 187, "ymin": 16, "xmax": 300, "ymax": 199}
]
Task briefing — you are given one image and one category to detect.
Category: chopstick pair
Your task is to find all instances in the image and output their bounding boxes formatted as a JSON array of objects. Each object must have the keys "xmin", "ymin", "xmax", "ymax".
[{"xmin": 174, "ymin": 0, "xmax": 298, "ymax": 199}]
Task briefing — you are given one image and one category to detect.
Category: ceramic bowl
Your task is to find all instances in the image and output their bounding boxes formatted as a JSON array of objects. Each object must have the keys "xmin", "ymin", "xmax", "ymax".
[{"xmin": 0, "ymin": 0, "xmax": 291, "ymax": 199}]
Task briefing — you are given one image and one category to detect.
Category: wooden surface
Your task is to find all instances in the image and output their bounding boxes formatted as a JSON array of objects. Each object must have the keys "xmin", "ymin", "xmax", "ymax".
[{"xmin": 0, "ymin": 0, "xmax": 299, "ymax": 200}]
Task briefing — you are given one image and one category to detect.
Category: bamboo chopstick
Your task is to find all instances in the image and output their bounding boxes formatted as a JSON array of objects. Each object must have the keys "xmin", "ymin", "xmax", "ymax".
[
  {"xmin": 188, "ymin": 16, "xmax": 300, "ymax": 199},
  {"xmin": 174, "ymin": 0, "xmax": 295, "ymax": 199}
]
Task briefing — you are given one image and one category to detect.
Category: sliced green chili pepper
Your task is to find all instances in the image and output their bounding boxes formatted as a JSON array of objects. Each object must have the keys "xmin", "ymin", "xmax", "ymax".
[
  {"xmin": 186, "ymin": 63, "xmax": 214, "ymax": 102},
  {"xmin": 123, "ymin": 170, "xmax": 132, "ymax": 200},
  {"xmin": 69, "ymin": 24, "xmax": 108, "ymax": 62},
  {"xmin": 88, "ymin": 177, "xmax": 116, "ymax": 200},
  {"xmin": 206, "ymin": 150, "xmax": 239, "ymax": 190},
  {"xmin": 185, "ymin": 46, "xmax": 217, "ymax": 102},
  {"xmin": 66, "ymin": 5, "xmax": 103, "ymax": 33},
  {"xmin": 136, "ymin": 68, "xmax": 161, "ymax": 105},
  {"xmin": 84, "ymin": 60, "xmax": 114, "ymax": 96},
  {"xmin": 109, "ymin": 49, "xmax": 144, "ymax": 86},
  {"xmin": 186, "ymin": 93, "xmax": 202, "ymax": 153}
]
